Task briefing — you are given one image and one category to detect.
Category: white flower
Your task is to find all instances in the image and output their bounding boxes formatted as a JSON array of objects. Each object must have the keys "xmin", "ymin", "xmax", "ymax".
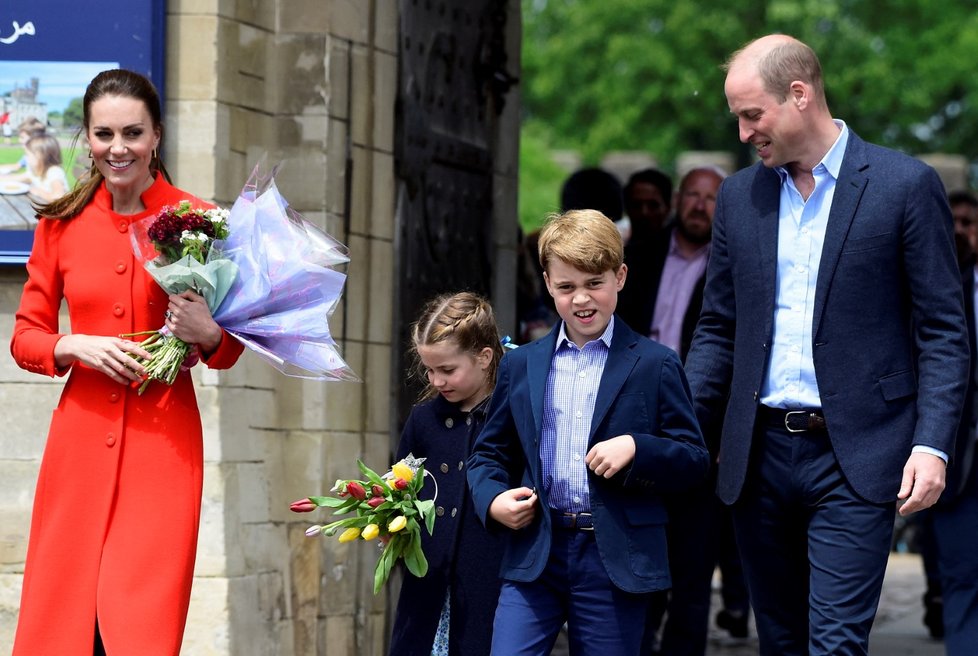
[{"xmin": 181, "ymin": 230, "xmax": 210, "ymax": 243}]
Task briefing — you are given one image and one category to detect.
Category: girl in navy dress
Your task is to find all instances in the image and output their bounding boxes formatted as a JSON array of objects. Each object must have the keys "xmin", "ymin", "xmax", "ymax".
[{"xmin": 389, "ymin": 292, "xmax": 509, "ymax": 656}]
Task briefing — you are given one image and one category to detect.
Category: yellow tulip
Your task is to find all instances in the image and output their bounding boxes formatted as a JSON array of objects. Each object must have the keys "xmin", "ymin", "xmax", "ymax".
[
  {"xmin": 362, "ymin": 524, "xmax": 380, "ymax": 541},
  {"xmin": 388, "ymin": 515, "xmax": 407, "ymax": 533},
  {"xmin": 391, "ymin": 462, "xmax": 414, "ymax": 483},
  {"xmin": 338, "ymin": 527, "xmax": 361, "ymax": 543}
]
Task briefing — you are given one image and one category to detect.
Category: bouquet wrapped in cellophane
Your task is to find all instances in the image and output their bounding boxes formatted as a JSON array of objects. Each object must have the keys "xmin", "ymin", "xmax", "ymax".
[
  {"xmin": 128, "ymin": 162, "xmax": 358, "ymax": 392},
  {"xmin": 290, "ymin": 455, "xmax": 437, "ymax": 594}
]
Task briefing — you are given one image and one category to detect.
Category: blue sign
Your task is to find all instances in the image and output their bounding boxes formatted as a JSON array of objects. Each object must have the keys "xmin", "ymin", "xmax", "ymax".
[{"xmin": 0, "ymin": 0, "xmax": 166, "ymax": 264}]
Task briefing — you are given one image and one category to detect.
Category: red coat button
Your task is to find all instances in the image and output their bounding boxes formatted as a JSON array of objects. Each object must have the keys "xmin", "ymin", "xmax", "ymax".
[
  {"xmin": 118, "ymin": 221, "xmax": 129, "ymax": 233},
  {"xmin": 106, "ymin": 433, "xmax": 116, "ymax": 447},
  {"xmin": 109, "ymin": 391, "xmax": 120, "ymax": 403},
  {"xmin": 112, "ymin": 304, "xmax": 124, "ymax": 317},
  {"xmin": 115, "ymin": 261, "xmax": 127, "ymax": 274}
]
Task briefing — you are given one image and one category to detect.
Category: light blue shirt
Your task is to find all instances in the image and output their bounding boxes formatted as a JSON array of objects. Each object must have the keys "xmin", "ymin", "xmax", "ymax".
[
  {"xmin": 540, "ymin": 317, "xmax": 614, "ymax": 513},
  {"xmin": 761, "ymin": 120, "xmax": 849, "ymax": 408}
]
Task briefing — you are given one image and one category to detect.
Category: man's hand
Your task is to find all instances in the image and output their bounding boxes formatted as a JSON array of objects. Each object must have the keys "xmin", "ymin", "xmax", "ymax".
[
  {"xmin": 586, "ymin": 434, "xmax": 636, "ymax": 478},
  {"xmin": 897, "ymin": 452, "xmax": 946, "ymax": 516},
  {"xmin": 488, "ymin": 487, "xmax": 537, "ymax": 530}
]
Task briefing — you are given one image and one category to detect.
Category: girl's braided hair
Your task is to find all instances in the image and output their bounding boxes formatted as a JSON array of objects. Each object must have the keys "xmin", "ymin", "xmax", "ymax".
[{"xmin": 411, "ymin": 292, "xmax": 504, "ymax": 401}]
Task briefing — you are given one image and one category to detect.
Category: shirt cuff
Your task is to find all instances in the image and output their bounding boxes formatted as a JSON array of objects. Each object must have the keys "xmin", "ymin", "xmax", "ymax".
[{"xmin": 911, "ymin": 445, "xmax": 948, "ymax": 463}]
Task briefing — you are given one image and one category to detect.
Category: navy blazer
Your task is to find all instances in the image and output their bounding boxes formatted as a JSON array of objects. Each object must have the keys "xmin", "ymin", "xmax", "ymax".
[
  {"xmin": 685, "ymin": 131, "xmax": 970, "ymax": 505},
  {"xmin": 467, "ymin": 317, "xmax": 710, "ymax": 594}
]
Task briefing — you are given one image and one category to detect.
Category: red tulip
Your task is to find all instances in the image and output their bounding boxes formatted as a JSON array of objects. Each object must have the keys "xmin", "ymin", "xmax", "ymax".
[
  {"xmin": 367, "ymin": 496, "xmax": 386, "ymax": 508},
  {"xmin": 289, "ymin": 498, "xmax": 317, "ymax": 513},
  {"xmin": 371, "ymin": 484, "xmax": 385, "ymax": 497},
  {"xmin": 392, "ymin": 478, "xmax": 408, "ymax": 490},
  {"xmin": 346, "ymin": 481, "xmax": 367, "ymax": 500}
]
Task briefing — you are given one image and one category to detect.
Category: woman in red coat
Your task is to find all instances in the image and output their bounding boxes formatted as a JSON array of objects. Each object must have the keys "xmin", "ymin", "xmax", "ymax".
[{"xmin": 9, "ymin": 69, "xmax": 243, "ymax": 656}]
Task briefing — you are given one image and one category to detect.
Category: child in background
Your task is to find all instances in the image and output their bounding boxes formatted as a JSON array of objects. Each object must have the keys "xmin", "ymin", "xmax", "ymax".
[
  {"xmin": 389, "ymin": 291, "xmax": 509, "ymax": 656},
  {"xmin": 467, "ymin": 209, "xmax": 710, "ymax": 655},
  {"xmin": 24, "ymin": 135, "xmax": 69, "ymax": 202},
  {"xmin": 0, "ymin": 117, "xmax": 46, "ymax": 175}
]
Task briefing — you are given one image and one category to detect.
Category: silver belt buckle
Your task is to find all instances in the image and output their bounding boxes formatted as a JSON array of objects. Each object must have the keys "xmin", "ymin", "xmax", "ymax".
[{"xmin": 784, "ymin": 410, "xmax": 808, "ymax": 433}]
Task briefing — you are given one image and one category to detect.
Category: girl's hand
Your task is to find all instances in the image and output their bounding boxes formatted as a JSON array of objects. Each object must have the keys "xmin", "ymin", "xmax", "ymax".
[
  {"xmin": 586, "ymin": 434, "xmax": 636, "ymax": 478},
  {"xmin": 54, "ymin": 334, "xmax": 150, "ymax": 385},
  {"xmin": 488, "ymin": 487, "xmax": 537, "ymax": 530},
  {"xmin": 164, "ymin": 290, "xmax": 223, "ymax": 354}
]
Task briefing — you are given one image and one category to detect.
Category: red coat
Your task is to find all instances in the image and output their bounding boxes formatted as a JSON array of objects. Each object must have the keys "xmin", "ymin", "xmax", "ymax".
[{"xmin": 10, "ymin": 176, "xmax": 244, "ymax": 655}]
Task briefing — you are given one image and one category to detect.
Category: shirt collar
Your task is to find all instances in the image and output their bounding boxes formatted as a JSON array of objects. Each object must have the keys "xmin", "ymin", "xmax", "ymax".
[
  {"xmin": 555, "ymin": 315, "xmax": 615, "ymax": 351},
  {"xmin": 775, "ymin": 119, "xmax": 849, "ymax": 183}
]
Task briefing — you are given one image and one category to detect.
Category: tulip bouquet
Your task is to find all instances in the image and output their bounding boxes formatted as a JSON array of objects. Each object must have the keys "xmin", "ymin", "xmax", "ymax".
[{"xmin": 290, "ymin": 454, "xmax": 436, "ymax": 593}]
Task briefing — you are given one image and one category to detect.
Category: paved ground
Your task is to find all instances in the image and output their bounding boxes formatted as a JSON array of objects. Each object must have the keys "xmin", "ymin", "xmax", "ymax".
[{"xmin": 553, "ymin": 553, "xmax": 946, "ymax": 655}]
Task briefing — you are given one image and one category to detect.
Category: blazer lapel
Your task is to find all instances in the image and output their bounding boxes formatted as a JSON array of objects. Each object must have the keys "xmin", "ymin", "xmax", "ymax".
[
  {"xmin": 813, "ymin": 134, "xmax": 869, "ymax": 334},
  {"xmin": 589, "ymin": 319, "xmax": 639, "ymax": 442},
  {"xmin": 527, "ymin": 323, "xmax": 559, "ymax": 442},
  {"xmin": 753, "ymin": 166, "xmax": 781, "ymax": 326}
]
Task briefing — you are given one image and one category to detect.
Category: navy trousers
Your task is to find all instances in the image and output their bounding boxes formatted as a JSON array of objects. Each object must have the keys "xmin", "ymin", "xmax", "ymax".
[
  {"xmin": 732, "ymin": 419, "xmax": 894, "ymax": 656},
  {"xmin": 490, "ymin": 527, "xmax": 651, "ymax": 656},
  {"xmin": 933, "ymin": 457, "xmax": 978, "ymax": 656}
]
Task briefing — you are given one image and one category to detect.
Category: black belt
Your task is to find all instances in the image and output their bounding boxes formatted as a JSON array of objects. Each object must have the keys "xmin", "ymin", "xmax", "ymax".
[
  {"xmin": 759, "ymin": 405, "xmax": 826, "ymax": 433},
  {"xmin": 552, "ymin": 510, "xmax": 594, "ymax": 531}
]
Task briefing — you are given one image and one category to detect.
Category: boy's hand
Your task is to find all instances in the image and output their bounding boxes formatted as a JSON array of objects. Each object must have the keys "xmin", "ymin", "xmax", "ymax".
[
  {"xmin": 488, "ymin": 487, "xmax": 537, "ymax": 530},
  {"xmin": 586, "ymin": 434, "xmax": 636, "ymax": 478}
]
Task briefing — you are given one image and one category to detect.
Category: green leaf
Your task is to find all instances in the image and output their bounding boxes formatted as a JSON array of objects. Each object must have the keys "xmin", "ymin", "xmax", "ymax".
[
  {"xmin": 311, "ymin": 496, "xmax": 358, "ymax": 511},
  {"xmin": 403, "ymin": 531, "xmax": 429, "ymax": 578},
  {"xmin": 357, "ymin": 460, "xmax": 386, "ymax": 487}
]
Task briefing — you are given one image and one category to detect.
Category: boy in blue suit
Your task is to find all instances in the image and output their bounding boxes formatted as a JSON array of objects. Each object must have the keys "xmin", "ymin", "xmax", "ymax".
[{"xmin": 467, "ymin": 209, "xmax": 710, "ymax": 655}]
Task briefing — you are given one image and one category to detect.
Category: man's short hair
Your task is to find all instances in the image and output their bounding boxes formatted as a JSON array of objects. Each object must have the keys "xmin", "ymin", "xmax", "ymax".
[
  {"xmin": 948, "ymin": 189, "xmax": 978, "ymax": 208},
  {"xmin": 538, "ymin": 209, "xmax": 623, "ymax": 275},
  {"xmin": 624, "ymin": 168, "xmax": 673, "ymax": 207},
  {"xmin": 560, "ymin": 167, "xmax": 624, "ymax": 221}
]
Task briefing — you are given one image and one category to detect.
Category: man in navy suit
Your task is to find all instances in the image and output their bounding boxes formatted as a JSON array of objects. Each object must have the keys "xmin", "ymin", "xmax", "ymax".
[
  {"xmin": 684, "ymin": 34, "xmax": 970, "ymax": 656},
  {"xmin": 931, "ymin": 189, "xmax": 978, "ymax": 656},
  {"xmin": 468, "ymin": 209, "xmax": 710, "ymax": 655}
]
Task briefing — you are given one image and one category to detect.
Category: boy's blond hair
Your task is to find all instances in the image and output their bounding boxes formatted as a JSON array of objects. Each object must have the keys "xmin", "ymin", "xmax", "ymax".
[{"xmin": 537, "ymin": 209, "xmax": 624, "ymax": 274}]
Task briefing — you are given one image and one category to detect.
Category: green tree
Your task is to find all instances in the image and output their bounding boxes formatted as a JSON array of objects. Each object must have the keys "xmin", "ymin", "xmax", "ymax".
[
  {"xmin": 522, "ymin": 0, "xmax": 978, "ymax": 178},
  {"xmin": 62, "ymin": 97, "xmax": 84, "ymax": 128}
]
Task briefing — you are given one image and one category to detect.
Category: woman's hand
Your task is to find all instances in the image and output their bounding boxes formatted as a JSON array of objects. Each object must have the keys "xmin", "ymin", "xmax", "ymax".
[
  {"xmin": 54, "ymin": 334, "xmax": 150, "ymax": 385},
  {"xmin": 164, "ymin": 290, "xmax": 223, "ymax": 355}
]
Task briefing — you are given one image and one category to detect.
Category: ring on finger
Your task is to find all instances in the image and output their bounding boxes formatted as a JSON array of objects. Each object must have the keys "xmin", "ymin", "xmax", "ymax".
[{"xmin": 164, "ymin": 310, "xmax": 173, "ymax": 319}]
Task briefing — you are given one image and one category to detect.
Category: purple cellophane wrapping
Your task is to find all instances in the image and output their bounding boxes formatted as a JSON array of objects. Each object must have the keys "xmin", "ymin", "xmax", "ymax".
[{"xmin": 210, "ymin": 164, "xmax": 358, "ymax": 381}]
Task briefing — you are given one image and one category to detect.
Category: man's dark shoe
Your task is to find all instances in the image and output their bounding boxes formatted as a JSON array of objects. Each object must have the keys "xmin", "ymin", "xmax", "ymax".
[{"xmin": 715, "ymin": 609, "xmax": 749, "ymax": 639}]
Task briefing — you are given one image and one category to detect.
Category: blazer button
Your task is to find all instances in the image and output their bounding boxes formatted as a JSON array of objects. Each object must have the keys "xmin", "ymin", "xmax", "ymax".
[
  {"xmin": 444, "ymin": 418, "xmax": 454, "ymax": 428},
  {"xmin": 458, "ymin": 461, "xmax": 464, "ymax": 470},
  {"xmin": 106, "ymin": 433, "xmax": 116, "ymax": 447},
  {"xmin": 466, "ymin": 415, "xmax": 472, "ymax": 426},
  {"xmin": 113, "ymin": 303, "xmax": 125, "ymax": 317},
  {"xmin": 436, "ymin": 506, "xmax": 445, "ymax": 517},
  {"xmin": 109, "ymin": 391, "xmax": 121, "ymax": 403},
  {"xmin": 115, "ymin": 261, "xmax": 127, "ymax": 274},
  {"xmin": 440, "ymin": 463, "xmax": 449, "ymax": 474},
  {"xmin": 451, "ymin": 508, "xmax": 457, "ymax": 518},
  {"xmin": 118, "ymin": 221, "xmax": 129, "ymax": 233}
]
